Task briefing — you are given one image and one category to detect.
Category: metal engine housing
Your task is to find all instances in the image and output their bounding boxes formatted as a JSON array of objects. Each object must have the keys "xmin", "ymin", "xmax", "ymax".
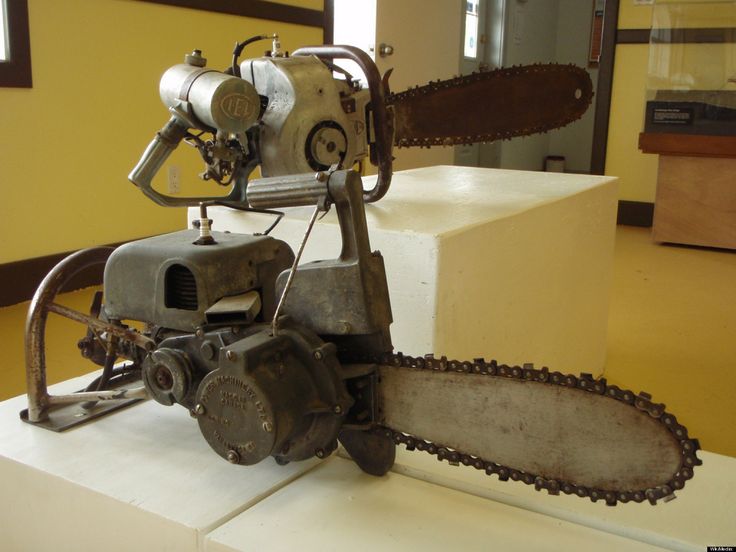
[
  {"xmin": 241, "ymin": 55, "xmax": 370, "ymax": 175},
  {"xmin": 104, "ymin": 230, "xmax": 294, "ymax": 331}
]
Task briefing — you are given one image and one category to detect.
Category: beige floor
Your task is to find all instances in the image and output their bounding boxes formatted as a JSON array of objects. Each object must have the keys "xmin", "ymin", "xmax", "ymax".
[
  {"xmin": 1, "ymin": 226, "xmax": 734, "ymax": 456},
  {"xmin": 604, "ymin": 225, "xmax": 736, "ymax": 458}
]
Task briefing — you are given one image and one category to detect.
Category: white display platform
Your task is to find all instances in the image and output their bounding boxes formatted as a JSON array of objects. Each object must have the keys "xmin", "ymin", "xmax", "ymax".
[
  {"xmin": 192, "ymin": 166, "xmax": 618, "ymax": 375},
  {"xmin": 204, "ymin": 456, "xmax": 666, "ymax": 552},
  {"xmin": 0, "ymin": 375, "xmax": 320, "ymax": 552},
  {"xmin": 2, "ymin": 378, "xmax": 734, "ymax": 551},
  {"xmin": 385, "ymin": 448, "xmax": 735, "ymax": 551}
]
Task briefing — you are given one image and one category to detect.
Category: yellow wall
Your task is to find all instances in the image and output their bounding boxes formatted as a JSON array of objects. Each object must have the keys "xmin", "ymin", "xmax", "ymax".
[
  {"xmin": 0, "ymin": 0, "xmax": 323, "ymax": 264},
  {"xmin": 606, "ymin": 0, "xmax": 734, "ymax": 202},
  {"xmin": 605, "ymin": 43, "xmax": 659, "ymax": 202},
  {"xmin": 605, "ymin": 3, "xmax": 656, "ymax": 202}
]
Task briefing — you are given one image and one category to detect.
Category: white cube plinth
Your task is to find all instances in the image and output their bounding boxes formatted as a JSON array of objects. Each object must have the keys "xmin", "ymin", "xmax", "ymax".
[
  {"xmin": 0, "ymin": 376, "xmax": 319, "ymax": 552},
  {"xmin": 204, "ymin": 456, "xmax": 664, "ymax": 552},
  {"xmin": 3, "ymin": 381, "xmax": 732, "ymax": 551},
  {"xmin": 385, "ymin": 448, "xmax": 736, "ymax": 551},
  {"xmin": 193, "ymin": 166, "xmax": 618, "ymax": 374}
]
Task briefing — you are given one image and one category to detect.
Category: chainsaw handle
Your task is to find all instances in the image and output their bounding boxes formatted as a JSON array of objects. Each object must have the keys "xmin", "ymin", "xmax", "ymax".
[
  {"xmin": 293, "ymin": 45, "xmax": 393, "ymax": 204},
  {"xmin": 128, "ymin": 116, "xmax": 187, "ymax": 201},
  {"xmin": 128, "ymin": 115, "xmax": 248, "ymax": 207}
]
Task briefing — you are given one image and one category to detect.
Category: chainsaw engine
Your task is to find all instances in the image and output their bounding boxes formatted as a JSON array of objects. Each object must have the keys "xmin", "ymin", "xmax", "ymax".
[{"xmin": 102, "ymin": 166, "xmax": 392, "ymax": 467}]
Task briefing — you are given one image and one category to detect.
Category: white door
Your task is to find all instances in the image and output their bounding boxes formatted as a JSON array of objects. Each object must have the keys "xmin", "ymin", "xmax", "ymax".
[
  {"xmin": 334, "ymin": 0, "xmax": 466, "ymax": 172},
  {"xmin": 455, "ymin": 0, "xmax": 488, "ymax": 167}
]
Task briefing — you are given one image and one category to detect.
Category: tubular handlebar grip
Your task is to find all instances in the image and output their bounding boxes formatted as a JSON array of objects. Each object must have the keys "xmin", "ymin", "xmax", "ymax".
[
  {"xmin": 247, "ymin": 173, "xmax": 330, "ymax": 209},
  {"xmin": 128, "ymin": 117, "xmax": 189, "ymax": 190}
]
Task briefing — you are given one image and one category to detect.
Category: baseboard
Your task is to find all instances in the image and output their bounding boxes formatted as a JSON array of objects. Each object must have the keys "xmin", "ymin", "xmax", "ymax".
[{"xmin": 617, "ymin": 200, "xmax": 654, "ymax": 227}]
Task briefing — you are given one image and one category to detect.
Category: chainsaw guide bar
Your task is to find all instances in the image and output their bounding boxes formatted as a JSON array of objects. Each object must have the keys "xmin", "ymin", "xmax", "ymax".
[
  {"xmin": 389, "ymin": 63, "xmax": 594, "ymax": 148},
  {"xmin": 361, "ymin": 352, "xmax": 701, "ymax": 506}
]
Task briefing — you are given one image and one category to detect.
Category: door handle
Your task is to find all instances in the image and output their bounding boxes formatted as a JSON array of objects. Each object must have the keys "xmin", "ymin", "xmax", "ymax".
[{"xmin": 378, "ymin": 43, "xmax": 394, "ymax": 58}]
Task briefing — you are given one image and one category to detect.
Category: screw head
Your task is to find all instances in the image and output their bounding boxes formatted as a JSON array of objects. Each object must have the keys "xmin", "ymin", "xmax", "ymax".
[
  {"xmin": 194, "ymin": 403, "xmax": 206, "ymax": 416},
  {"xmin": 315, "ymin": 448, "xmax": 325, "ymax": 458},
  {"xmin": 226, "ymin": 350, "xmax": 237, "ymax": 362},
  {"xmin": 226, "ymin": 450, "xmax": 240, "ymax": 464},
  {"xmin": 313, "ymin": 350, "xmax": 324, "ymax": 361},
  {"xmin": 333, "ymin": 405, "xmax": 343, "ymax": 415}
]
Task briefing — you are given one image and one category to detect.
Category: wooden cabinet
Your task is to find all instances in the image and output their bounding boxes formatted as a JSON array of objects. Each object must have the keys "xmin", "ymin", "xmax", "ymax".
[{"xmin": 639, "ymin": 133, "xmax": 736, "ymax": 249}]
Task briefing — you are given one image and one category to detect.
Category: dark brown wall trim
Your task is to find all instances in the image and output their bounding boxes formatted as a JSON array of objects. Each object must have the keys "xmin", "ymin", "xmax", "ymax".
[
  {"xmin": 617, "ymin": 200, "xmax": 654, "ymax": 227},
  {"xmin": 0, "ymin": 241, "xmax": 134, "ymax": 308},
  {"xmin": 590, "ymin": 0, "xmax": 619, "ymax": 175},
  {"xmin": 323, "ymin": 0, "xmax": 334, "ymax": 44},
  {"xmin": 617, "ymin": 27, "xmax": 736, "ymax": 45},
  {"xmin": 0, "ymin": 0, "xmax": 33, "ymax": 87},
  {"xmin": 616, "ymin": 28, "xmax": 650, "ymax": 44},
  {"xmin": 652, "ymin": 27, "xmax": 736, "ymax": 44},
  {"xmin": 139, "ymin": 0, "xmax": 324, "ymax": 28}
]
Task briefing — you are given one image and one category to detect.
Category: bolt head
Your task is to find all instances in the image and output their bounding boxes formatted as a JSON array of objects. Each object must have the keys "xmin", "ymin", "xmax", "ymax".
[
  {"xmin": 200, "ymin": 341, "xmax": 216, "ymax": 361},
  {"xmin": 226, "ymin": 450, "xmax": 240, "ymax": 464}
]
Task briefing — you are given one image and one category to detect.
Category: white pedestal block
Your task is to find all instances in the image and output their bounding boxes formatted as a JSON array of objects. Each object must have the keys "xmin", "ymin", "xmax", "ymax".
[
  {"xmin": 3, "ymin": 379, "xmax": 733, "ymax": 551},
  {"xmin": 0, "ymin": 375, "xmax": 319, "ymax": 552},
  {"xmin": 192, "ymin": 166, "xmax": 618, "ymax": 374},
  {"xmin": 204, "ymin": 456, "xmax": 665, "ymax": 552},
  {"xmin": 384, "ymin": 448, "xmax": 735, "ymax": 551}
]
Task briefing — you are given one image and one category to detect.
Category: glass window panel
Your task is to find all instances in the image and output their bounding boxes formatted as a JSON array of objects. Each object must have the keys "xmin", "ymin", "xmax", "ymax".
[
  {"xmin": 0, "ymin": 1, "xmax": 8, "ymax": 61},
  {"xmin": 464, "ymin": 0, "xmax": 479, "ymax": 59}
]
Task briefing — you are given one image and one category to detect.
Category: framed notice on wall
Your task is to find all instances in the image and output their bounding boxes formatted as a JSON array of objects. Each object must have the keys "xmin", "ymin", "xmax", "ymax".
[{"xmin": 589, "ymin": 0, "xmax": 605, "ymax": 67}]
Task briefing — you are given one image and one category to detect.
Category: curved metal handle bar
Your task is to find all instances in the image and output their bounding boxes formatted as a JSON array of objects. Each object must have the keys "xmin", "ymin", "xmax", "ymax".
[
  {"xmin": 293, "ymin": 45, "xmax": 393, "ymax": 203},
  {"xmin": 24, "ymin": 247, "xmax": 127, "ymax": 422},
  {"xmin": 128, "ymin": 115, "xmax": 250, "ymax": 208}
]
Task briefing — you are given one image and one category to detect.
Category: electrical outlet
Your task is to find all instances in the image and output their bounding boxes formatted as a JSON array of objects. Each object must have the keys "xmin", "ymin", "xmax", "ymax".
[{"xmin": 168, "ymin": 165, "xmax": 181, "ymax": 194}]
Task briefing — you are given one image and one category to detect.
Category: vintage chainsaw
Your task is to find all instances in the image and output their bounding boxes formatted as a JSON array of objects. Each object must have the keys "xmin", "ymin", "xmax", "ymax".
[{"xmin": 21, "ymin": 37, "xmax": 700, "ymax": 507}]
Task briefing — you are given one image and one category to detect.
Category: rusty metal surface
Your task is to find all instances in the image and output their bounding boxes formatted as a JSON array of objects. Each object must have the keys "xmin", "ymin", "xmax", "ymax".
[
  {"xmin": 364, "ymin": 352, "xmax": 700, "ymax": 506},
  {"xmin": 24, "ymin": 247, "xmax": 115, "ymax": 422},
  {"xmin": 23, "ymin": 246, "xmax": 148, "ymax": 427},
  {"xmin": 19, "ymin": 391, "xmax": 142, "ymax": 433},
  {"xmin": 390, "ymin": 64, "xmax": 594, "ymax": 147}
]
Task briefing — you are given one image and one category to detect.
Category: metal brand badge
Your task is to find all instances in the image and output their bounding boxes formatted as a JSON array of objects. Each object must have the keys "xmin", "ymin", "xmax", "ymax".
[{"xmin": 221, "ymin": 93, "xmax": 255, "ymax": 121}]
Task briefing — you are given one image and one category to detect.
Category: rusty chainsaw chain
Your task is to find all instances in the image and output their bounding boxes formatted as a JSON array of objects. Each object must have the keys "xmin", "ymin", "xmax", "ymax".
[
  {"xmin": 356, "ymin": 351, "xmax": 701, "ymax": 506},
  {"xmin": 387, "ymin": 63, "xmax": 594, "ymax": 148}
]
